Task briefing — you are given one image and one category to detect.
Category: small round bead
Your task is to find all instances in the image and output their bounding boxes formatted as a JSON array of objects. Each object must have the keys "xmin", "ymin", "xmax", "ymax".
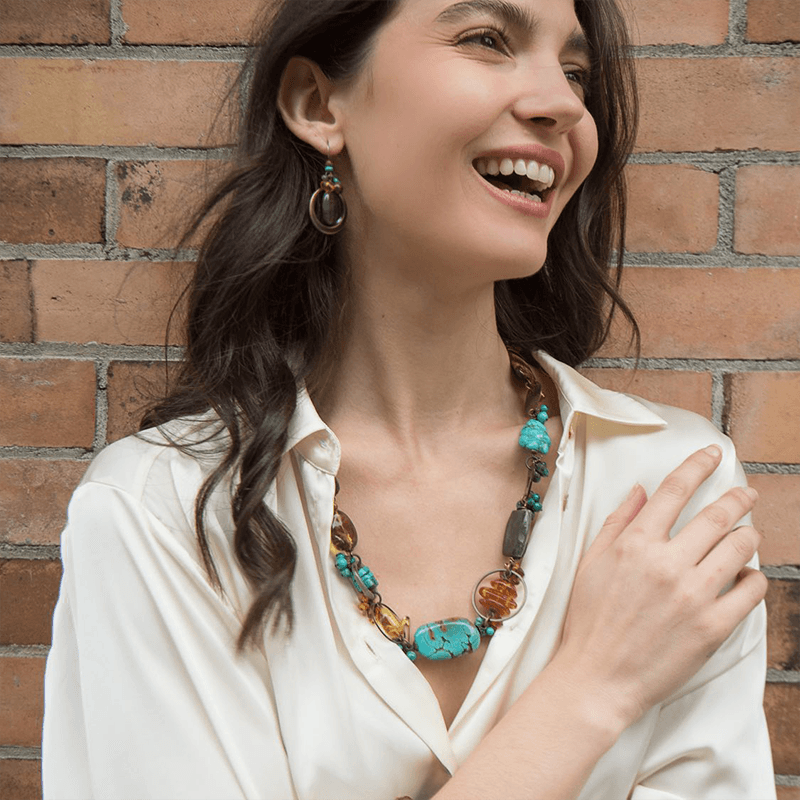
[
  {"xmin": 486, "ymin": 627, "xmax": 495, "ymax": 636},
  {"xmin": 475, "ymin": 617, "xmax": 484, "ymax": 626},
  {"xmin": 406, "ymin": 650, "xmax": 417, "ymax": 661}
]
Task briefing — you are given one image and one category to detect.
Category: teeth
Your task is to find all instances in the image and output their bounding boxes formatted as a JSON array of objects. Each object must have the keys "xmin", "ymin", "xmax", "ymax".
[{"xmin": 476, "ymin": 156, "xmax": 556, "ymax": 189}]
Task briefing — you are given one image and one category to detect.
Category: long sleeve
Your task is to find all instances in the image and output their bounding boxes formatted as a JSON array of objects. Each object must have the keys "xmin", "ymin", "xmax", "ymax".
[{"xmin": 42, "ymin": 479, "xmax": 296, "ymax": 800}]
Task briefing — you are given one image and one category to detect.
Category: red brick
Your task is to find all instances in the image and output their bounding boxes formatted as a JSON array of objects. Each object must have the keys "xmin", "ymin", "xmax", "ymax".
[
  {"xmin": 32, "ymin": 260, "xmax": 191, "ymax": 346},
  {"xmin": 602, "ymin": 268, "xmax": 800, "ymax": 360},
  {"xmin": 0, "ymin": 460, "xmax": 88, "ymax": 546},
  {"xmin": 0, "ymin": 0, "xmax": 109, "ymax": 44},
  {"xmin": 777, "ymin": 788, "xmax": 800, "ymax": 800},
  {"xmin": 748, "ymin": 0, "xmax": 800, "ymax": 43},
  {"xmin": 0, "ymin": 60, "xmax": 238, "ymax": 147},
  {"xmin": 580, "ymin": 368, "xmax": 712, "ymax": 418},
  {"xmin": 0, "ymin": 359, "xmax": 96, "ymax": 448},
  {"xmin": 0, "ymin": 560, "xmax": 62, "ymax": 646},
  {"xmin": 728, "ymin": 372, "xmax": 800, "ymax": 463},
  {"xmin": 0, "ymin": 657, "xmax": 45, "ymax": 748},
  {"xmin": 764, "ymin": 683, "xmax": 800, "ymax": 774},
  {"xmin": 115, "ymin": 160, "xmax": 223, "ymax": 249},
  {"xmin": 121, "ymin": 0, "xmax": 263, "ymax": 44},
  {"xmin": 0, "ymin": 760, "xmax": 42, "ymax": 800},
  {"xmin": 106, "ymin": 361, "xmax": 170, "ymax": 443},
  {"xmin": 0, "ymin": 261, "xmax": 33, "ymax": 343},
  {"xmin": 626, "ymin": 0, "xmax": 728, "ymax": 45},
  {"xmin": 749, "ymin": 474, "xmax": 800, "ymax": 566},
  {"xmin": 637, "ymin": 58, "xmax": 800, "ymax": 152},
  {"xmin": 626, "ymin": 165, "xmax": 719, "ymax": 253},
  {"xmin": 0, "ymin": 159, "xmax": 105, "ymax": 245},
  {"xmin": 735, "ymin": 166, "xmax": 800, "ymax": 256},
  {"xmin": 766, "ymin": 580, "xmax": 800, "ymax": 671}
]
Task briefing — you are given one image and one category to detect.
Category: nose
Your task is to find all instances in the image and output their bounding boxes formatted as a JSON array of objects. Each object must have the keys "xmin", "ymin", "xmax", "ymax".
[{"xmin": 511, "ymin": 66, "xmax": 587, "ymax": 134}]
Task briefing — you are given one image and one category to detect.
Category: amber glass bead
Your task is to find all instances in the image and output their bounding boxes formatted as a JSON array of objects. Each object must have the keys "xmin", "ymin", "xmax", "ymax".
[
  {"xmin": 331, "ymin": 509, "xmax": 358, "ymax": 552},
  {"xmin": 373, "ymin": 604, "xmax": 409, "ymax": 641},
  {"xmin": 477, "ymin": 576, "xmax": 519, "ymax": 618}
]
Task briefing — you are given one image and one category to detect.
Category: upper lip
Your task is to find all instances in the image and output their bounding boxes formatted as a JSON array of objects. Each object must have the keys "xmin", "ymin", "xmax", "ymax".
[{"xmin": 472, "ymin": 144, "xmax": 566, "ymax": 190}]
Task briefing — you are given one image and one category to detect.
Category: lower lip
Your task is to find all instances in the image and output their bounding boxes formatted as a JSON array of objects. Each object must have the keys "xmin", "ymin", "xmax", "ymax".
[{"xmin": 477, "ymin": 173, "xmax": 555, "ymax": 219}]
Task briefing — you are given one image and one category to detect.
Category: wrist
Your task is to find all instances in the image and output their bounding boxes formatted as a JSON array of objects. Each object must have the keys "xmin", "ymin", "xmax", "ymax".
[{"xmin": 535, "ymin": 655, "xmax": 634, "ymax": 747}]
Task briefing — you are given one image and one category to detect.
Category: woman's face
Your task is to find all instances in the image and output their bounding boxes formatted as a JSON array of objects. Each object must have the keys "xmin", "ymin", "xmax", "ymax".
[{"xmin": 333, "ymin": 0, "xmax": 599, "ymax": 289}]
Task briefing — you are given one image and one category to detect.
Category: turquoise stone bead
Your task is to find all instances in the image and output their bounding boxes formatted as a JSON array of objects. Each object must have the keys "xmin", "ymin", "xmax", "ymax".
[
  {"xmin": 414, "ymin": 618, "xmax": 480, "ymax": 660},
  {"xmin": 518, "ymin": 418, "xmax": 551, "ymax": 454}
]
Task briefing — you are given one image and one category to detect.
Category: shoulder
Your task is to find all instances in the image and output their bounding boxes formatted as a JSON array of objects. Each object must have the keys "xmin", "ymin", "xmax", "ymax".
[{"xmin": 73, "ymin": 414, "xmax": 231, "ymax": 535}]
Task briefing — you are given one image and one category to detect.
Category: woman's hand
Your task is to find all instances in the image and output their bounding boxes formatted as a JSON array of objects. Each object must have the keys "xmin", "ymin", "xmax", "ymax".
[{"xmin": 549, "ymin": 444, "xmax": 768, "ymax": 729}]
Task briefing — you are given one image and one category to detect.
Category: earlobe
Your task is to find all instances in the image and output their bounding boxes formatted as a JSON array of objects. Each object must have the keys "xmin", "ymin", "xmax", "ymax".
[{"xmin": 277, "ymin": 57, "xmax": 344, "ymax": 155}]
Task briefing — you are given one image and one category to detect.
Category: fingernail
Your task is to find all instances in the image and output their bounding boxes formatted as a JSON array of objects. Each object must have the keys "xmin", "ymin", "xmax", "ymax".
[
  {"xmin": 627, "ymin": 483, "xmax": 641, "ymax": 500},
  {"xmin": 746, "ymin": 486, "xmax": 759, "ymax": 502},
  {"xmin": 704, "ymin": 444, "xmax": 722, "ymax": 459}
]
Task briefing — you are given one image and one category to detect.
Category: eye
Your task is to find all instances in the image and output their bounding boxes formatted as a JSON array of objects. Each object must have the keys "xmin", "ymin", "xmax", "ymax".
[
  {"xmin": 457, "ymin": 27, "xmax": 510, "ymax": 54},
  {"xmin": 564, "ymin": 68, "xmax": 591, "ymax": 100}
]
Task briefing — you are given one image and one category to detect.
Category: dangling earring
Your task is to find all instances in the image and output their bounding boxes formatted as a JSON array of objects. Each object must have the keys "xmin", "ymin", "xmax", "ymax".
[{"xmin": 309, "ymin": 146, "xmax": 347, "ymax": 235}]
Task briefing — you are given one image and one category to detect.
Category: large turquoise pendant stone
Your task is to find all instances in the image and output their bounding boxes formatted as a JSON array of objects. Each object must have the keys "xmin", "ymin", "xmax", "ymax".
[
  {"xmin": 519, "ymin": 418, "xmax": 551, "ymax": 454},
  {"xmin": 414, "ymin": 618, "xmax": 481, "ymax": 660}
]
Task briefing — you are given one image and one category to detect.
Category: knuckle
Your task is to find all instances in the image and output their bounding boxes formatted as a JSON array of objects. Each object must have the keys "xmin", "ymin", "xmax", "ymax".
[
  {"xmin": 660, "ymin": 475, "xmax": 689, "ymax": 501},
  {"xmin": 730, "ymin": 531, "xmax": 756, "ymax": 561},
  {"xmin": 702, "ymin": 504, "xmax": 731, "ymax": 530}
]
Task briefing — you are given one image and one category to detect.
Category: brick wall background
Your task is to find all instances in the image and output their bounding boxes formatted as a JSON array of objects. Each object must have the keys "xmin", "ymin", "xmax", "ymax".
[{"xmin": 0, "ymin": 0, "xmax": 798, "ymax": 797}]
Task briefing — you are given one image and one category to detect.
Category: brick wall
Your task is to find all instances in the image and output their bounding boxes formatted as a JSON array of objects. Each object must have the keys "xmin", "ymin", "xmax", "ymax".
[{"xmin": 0, "ymin": 0, "xmax": 797, "ymax": 797}]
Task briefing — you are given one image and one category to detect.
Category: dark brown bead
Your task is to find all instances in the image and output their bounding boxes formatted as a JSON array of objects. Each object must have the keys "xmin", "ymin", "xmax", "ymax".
[
  {"xmin": 502, "ymin": 508, "xmax": 533, "ymax": 559},
  {"xmin": 331, "ymin": 509, "xmax": 358, "ymax": 552}
]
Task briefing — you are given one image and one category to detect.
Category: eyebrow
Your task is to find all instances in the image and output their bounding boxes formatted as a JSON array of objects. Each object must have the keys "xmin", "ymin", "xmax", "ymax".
[{"xmin": 435, "ymin": 0, "xmax": 591, "ymax": 57}]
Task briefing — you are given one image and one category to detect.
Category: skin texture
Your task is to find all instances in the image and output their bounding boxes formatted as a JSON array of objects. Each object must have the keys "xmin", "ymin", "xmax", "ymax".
[{"xmin": 277, "ymin": 0, "xmax": 768, "ymax": 795}]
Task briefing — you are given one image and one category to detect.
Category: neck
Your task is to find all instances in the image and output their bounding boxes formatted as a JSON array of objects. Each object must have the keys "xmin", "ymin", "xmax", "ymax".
[{"xmin": 311, "ymin": 267, "xmax": 526, "ymax": 449}]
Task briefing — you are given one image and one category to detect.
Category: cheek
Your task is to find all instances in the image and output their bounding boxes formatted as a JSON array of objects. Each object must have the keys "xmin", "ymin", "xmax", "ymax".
[{"xmin": 569, "ymin": 113, "xmax": 599, "ymax": 187}]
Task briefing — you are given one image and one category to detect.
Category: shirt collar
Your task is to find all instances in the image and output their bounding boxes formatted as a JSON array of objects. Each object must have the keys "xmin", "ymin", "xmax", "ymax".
[
  {"xmin": 535, "ymin": 350, "xmax": 667, "ymax": 428},
  {"xmin": 286, "ymin": 350, "xmax": 667, "ymax": 472}
]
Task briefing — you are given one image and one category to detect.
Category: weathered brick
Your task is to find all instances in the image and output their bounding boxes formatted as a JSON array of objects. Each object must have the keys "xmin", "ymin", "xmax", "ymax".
[
  {"xmin": 32, "ymin": 260, "xmax": 191, "ymax": 346},
  {"xmin": 121, "ymin": 0, "xmax": 263, "ymax": 44},
  {"xmin": 728, "ymin": 372, "xmax": 800, "ymax": 463},
  {"xmin": 106, "ymin": 361, "xmax": 170, "ymax": 443},
  {"xmin": 0, "ymin": 261, "xmax": 33, "ymax": 342},
  {"xmin": 0, "ymin": 359, "xmax": 96, "ymax": 448},
  {"xmin": 735, "ymin": 165, "xmax": 800, "ymax": 256},
  {"xmin": 0, "ymin": 159, "xmax": 105, "ymax": 244},
  {"xmin": 766, "ymin": 580, "xmax": 800, "ymax": 671},
  {"xmin": 637, "ymin": 58, "xmax": 800, "ymax": 152},
  {"xmin": 0, "ymin": 0, "xmax": 109, "ymax": 44},
  {"xmin": 602, "ymin": 268, "xmax": 800, "ymax": 360},
  {"xmin": 0, "ymin": 759, "xmax": 42, "ymax": 800},
  {"xmin": 115, "ymin": 160, "xmax": 222, "ymax": 249},
  {"xmin": 0, "ymin": 560, "xmax": 62, "ymax": 646},
  {"xmin": 626, "ymin": 0, "xmax": 728, "ymax": 45},
  {"xmin": 580, "ymin": 368, "xmax": 712, "ymax": 418},
  {"xmin": 748, "ymin": 0, "xmax": 800, "ymax": 43},
  {"xmin": 777, "ymin": 787, "xmax": 800, "ymax": 800},
  {"xmin": 0, "ymin": 460, "xmax": 88, "ymax": 546},
  {"xmin": 626, "ymin": 165, "xmax": 719, "ymax": 253},
  {"xmin": 0, "ymin": 59, "xmax": 238, "ymax": 147},
  {"xmin": 764, "ymin": 682, "xmax": 800, "ymax": 774},
  {"xmin": 0, "ymin": 657, "xmax": 45, "ymax": 748},
  {"xmin": 748, "ymin": 474, "xmax": 800, "ymax": 566}
]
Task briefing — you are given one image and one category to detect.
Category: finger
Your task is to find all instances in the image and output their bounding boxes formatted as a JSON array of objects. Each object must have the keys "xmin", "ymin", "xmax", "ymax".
[
  {"xmin": 671, "ymin": 485, "xmax": 758, "ymax": 565},
  {"xmin": 627, "ymin": 445, "xmax": 723, "ymax": 542},
  {"xmin": 696, "ymin": 525, "xmax": 763, "ymax": 597},
  {"xmin": 708, "ymin": 566, "xmax": 768, "ymax": 641},
  {"xmin": 588, "ymin": 483, "xmax": 647, "ymax": 556}
]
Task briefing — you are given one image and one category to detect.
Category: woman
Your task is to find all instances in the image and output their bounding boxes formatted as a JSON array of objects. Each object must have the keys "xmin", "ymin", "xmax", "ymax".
[{"xmin": 42, "ymin": 0, "xmax": 774, "ymax": 798}]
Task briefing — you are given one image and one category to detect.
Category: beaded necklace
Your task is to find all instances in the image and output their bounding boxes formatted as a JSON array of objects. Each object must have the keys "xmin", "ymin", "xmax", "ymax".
[{"xmin": 329, "ymin": 350, "xmax": 552, "ymax": 662}]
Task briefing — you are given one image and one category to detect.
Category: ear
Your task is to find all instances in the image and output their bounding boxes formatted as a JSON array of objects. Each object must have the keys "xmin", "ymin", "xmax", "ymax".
[{"xmin": 278, "ymin": 57, "xmax": 344, "ymax": 155}]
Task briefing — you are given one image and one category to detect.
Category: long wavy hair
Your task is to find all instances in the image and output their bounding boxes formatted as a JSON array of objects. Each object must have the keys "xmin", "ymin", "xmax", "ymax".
[{"xmin": 143, "ymin": 0, "xmax": 640, "ymax": 650}]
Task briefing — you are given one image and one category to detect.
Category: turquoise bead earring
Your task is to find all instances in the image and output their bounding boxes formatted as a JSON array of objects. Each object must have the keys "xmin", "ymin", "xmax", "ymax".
[{"xmin": 309, "ymin": 146, "xmax": 347, "ymax": 235}]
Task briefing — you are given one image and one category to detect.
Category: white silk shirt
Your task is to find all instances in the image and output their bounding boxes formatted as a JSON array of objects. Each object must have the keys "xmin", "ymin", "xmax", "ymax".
[{"xmin": 42, "ymin": 352, "xmax": 775, "ymax": 800}]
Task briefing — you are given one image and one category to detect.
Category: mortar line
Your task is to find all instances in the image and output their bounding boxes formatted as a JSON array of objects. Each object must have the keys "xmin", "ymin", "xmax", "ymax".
[
  {"xmin": 93, "ymin": 359, "xmax": 110, "ymax": 451},
  {"xmin": 710, "ymin": 371, "xmax": 726, "ymax": 431},
  {"xmin": 104, "ymin": 160, "xmax": 120, "ymax": 256},
  {"xmin": 109, "ymin": 0, "xmax": 126, "ymax": 45}
]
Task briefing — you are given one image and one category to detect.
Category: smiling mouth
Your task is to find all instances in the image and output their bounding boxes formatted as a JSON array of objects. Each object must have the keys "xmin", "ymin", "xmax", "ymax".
[{"xmin": 474, "ymin": 157, "xmax": 556, "ymax": 203}]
